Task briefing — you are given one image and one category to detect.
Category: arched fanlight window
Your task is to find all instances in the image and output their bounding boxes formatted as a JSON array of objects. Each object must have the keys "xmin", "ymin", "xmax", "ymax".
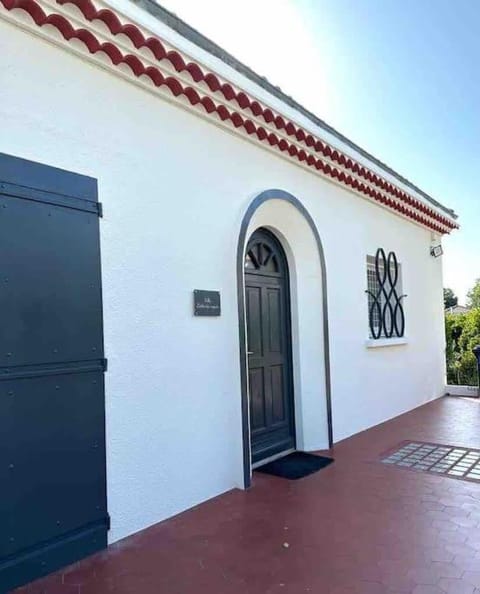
[{"xmin": 244, "ymin": 239, "xmax": 280, "ymax": 274}]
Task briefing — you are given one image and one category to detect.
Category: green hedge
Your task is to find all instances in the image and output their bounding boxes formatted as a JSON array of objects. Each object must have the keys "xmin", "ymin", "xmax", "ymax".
[{"xmin": 445, "ymin": 308, "xmax": 480, "ymax": 386}]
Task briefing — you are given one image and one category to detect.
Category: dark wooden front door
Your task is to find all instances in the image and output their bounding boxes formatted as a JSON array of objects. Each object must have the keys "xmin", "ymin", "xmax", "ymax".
[
  {"xmin": 0, "ymin": 154, "xmax": 108, "ymax": 592},
  {"xmin": 244, "ymin": 228, "xmax": 295, "ymax": 465}
]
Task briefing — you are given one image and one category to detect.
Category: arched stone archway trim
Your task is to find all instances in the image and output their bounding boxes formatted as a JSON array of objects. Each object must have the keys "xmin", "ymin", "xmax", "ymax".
[{"xmin": 237, "ymin": 189, "xmax": 332, "ymax": 488}]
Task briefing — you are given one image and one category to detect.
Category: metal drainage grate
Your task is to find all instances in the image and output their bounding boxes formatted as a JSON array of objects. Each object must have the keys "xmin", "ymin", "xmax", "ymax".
[{"xmin": 382, "ymin": 442, "xmax": 480, "ymax": 482}]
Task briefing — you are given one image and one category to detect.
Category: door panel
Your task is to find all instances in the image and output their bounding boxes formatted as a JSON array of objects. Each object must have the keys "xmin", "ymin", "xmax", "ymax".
[
  {"xmin": 244, "ymin": 229, "xmax": 295, "ymax": 464},
  {"xmin": 249, "ymin": 367, "xmax": 266, "ymax": 431},
  {"xmin": 267, "ymin": 288, "xmax": 282, "ymax": 353},
  {"xmin": 246, "ymin": 286, "xmax": 263, "ymax": 356},
  {"xmin": 270, "ymin": 366, "xmax": 285, "ymax": 423},
  {"xmin": 0, "ymin": 154, "xmax": 107, "ymax": 592}
]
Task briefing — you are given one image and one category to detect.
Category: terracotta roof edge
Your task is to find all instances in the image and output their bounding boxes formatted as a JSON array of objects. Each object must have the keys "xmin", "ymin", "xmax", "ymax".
[{"xmin": 130, "ymin": 0, "xmax": 457, "ymax": 221}]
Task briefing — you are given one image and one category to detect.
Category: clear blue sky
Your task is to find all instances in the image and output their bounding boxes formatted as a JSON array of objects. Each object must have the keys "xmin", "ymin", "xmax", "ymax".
[{"xmin": 161, "ymin": 0, "xmax": 479, "ymax": 303}]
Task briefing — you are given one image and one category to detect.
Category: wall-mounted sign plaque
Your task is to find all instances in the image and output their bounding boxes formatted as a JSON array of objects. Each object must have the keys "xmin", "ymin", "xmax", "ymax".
[{"xmin": 193, "ymin": 290, "xmax": 221, "ymax": 316}]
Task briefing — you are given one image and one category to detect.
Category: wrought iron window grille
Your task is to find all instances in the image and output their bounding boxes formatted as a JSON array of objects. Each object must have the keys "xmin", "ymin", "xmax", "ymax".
[{"xmin": 366, "ymin": 248, "xmax": 407, "ymax": 339}]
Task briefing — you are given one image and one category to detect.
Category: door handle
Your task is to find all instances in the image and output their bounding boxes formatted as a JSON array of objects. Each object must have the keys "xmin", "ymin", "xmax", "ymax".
[{"xmin": 247, "ymin": 351, "xmax": 254, "ymax": 355}]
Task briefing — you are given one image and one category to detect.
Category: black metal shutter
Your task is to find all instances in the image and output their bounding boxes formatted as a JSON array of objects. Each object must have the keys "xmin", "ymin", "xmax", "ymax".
[{"xmin": 0, "ymin": 153, "xmax": 108, "ymax": 592}]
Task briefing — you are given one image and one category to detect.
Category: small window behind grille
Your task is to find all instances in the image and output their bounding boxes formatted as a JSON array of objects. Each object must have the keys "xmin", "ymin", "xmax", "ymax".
[{"xmin": 366, "ymin": 253, "xmax": 404, "ymax": 339}]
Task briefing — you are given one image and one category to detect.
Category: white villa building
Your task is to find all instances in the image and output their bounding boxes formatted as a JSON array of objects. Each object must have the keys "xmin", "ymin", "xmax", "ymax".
[{"xmin": 0, "ymin": 0, "xmax": 458, "ymax": 589}]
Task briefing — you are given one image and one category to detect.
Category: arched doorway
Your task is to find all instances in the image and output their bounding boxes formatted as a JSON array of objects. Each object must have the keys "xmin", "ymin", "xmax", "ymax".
[
  {"xmin": 244, "ymin": 228, "xmax": 296, "ymax": 466},
  {"xmin": 237, "ymin": 189, "xmax": 332, "ymax": 488}
]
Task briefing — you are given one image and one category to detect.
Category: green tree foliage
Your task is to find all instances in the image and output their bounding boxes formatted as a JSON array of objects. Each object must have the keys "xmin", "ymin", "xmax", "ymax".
[
  {"xmin": 467, "ymin": 278, "xmax": 480, "ymax": 309},
  {"xmin": 443, "ymin": 287, "xmax": 458, "ymax": 309},
  {"xmin": 445, "ymin": 308, "xmax": 480, "ymax": 386}
]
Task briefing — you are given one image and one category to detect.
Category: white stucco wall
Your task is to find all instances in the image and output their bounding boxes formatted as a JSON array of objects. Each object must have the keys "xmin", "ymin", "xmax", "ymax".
[{"xmin": 0, "ymin": 17, "xmax": 446, "ymax": 543}]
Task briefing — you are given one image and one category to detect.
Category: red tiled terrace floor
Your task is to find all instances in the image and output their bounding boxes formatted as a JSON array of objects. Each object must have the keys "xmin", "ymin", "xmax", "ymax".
[{"xmin": 14, "ymin": 396, "xmax": 480, "ymax": 594}]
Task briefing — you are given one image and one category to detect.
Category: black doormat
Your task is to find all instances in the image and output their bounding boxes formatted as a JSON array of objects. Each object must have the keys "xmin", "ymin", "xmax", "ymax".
[{"xmin": 255, "ymin": 451, "xmax": 334, "ymax": 480}]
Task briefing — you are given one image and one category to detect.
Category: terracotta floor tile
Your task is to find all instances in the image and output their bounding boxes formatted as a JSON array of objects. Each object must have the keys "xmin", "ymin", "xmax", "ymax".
[
  {"xmin": 412, "ymin": 587, "xmax": 445, "ymax": 594},
  {"xmin": 10, "ymin": 396, "xmax": 480, "ymax": 594},
  {"xmin": 437, "ymin": 577, "xmax": 476, "ymax": 593}
]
